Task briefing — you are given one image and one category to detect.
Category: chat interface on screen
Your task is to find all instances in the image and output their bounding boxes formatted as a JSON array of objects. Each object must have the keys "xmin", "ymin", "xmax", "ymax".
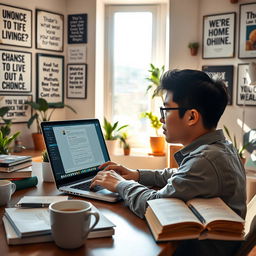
[{"xmin": 44, "ymin": 122, "xmax": 107, "ymax": 180}]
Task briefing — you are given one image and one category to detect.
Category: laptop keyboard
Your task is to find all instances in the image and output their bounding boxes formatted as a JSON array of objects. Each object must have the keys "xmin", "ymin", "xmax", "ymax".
[{"xmin": 71, "ymin": 182, "xmax": 104, "ymax": 192}]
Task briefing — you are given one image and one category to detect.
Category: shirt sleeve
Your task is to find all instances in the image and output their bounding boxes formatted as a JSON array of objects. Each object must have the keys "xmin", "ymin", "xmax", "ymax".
[{"xmin": 116, "ymin": 155, "xmax": 220, "ymax": 218}]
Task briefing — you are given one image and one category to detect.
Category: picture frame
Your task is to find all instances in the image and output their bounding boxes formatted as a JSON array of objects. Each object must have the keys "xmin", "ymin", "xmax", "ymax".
[
  {"xmin": 238, "ymin": 3, "xmax": 256, "ymax": 59},
  {"xmin": 0, "ymin": 94, "xmax": 32, "ymax": 123},
  {"xmin": 36, "ymin": 53, "xmax": 64, "ymax": 106},
  {"xmin": 0, "ymin": 49, "xmax": 32, "ymax": 93},
  {"xmin": 202, "ymin": 12, "xmax": 236, "ymax": 59},
  {"xmin": 36, "ymin": 9, "xmax": 64, "ymax": 52},
  {"xmin": 237, "ymin": 63, "xmax": 256, "ymax": 106},
  {"xmin": 0, "ymin": 4, "xmax": 32, "ymax": 48},
  {"xmin": 202, "ymin": 65, "xmax": 234, "ymax": 105},
  {"xmin": 68, "ymin": 14, "xmax": 87, "ymax": 44},
  {"xmin": 67, "ymin": 64, "xmax": 87, "ymax": 99}
]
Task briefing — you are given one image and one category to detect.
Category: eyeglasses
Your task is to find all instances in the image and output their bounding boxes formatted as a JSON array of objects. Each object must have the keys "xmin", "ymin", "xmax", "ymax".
[{"xmin": 160, "ymin": 107, "xmax": 188, "ymax": 119}]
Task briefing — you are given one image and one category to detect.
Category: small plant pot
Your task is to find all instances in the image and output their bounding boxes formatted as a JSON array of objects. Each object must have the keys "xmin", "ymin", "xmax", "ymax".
[
  {"xmin": 105, "ymin": 140, "xmax": 118, "ymax": 155},
  {"xmin": 42, "ymin": 162, "xmax": 54, "ymax": 182},
  {"xmin": 150, "ymin": 136, "xmax": 165, "ymax": 154},
  {"xmin": 123, "ymin": 147, "xmax": 130, "ymax": 156},
  {"xmin": 190, "ymin": 48, "xmax": 198, "ymax": 56},
  {"xmin": 32, "ymin": 133, "xmax": 45, "ymax": 151}
]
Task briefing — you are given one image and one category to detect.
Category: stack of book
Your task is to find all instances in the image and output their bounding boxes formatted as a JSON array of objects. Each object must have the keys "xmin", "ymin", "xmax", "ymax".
[
  {"xmin": 2, "ymin": 196, "xmax": 116, "ymax": 245},
  {"xmin": 0, "ymin": 155, "xmax": 37, "ymax": 190}
]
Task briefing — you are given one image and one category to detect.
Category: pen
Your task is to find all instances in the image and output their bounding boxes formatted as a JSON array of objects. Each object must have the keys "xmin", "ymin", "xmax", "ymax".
[{"xmin": 15, "ymin": 203, "xmax": 50, "ymax": 208}]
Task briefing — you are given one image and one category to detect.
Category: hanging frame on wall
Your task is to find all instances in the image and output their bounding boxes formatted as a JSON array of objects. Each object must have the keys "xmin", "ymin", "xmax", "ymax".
[
  {"xmin": 0, "ymin": 3, "xmax": 32, "ymax": 48},
  {"xmin": 36, "ymin": 9, "xmax": 64, "ymax": 52},
  {"xmin": 202, "ymin": 12, "xmax": 236, "ymax": 59},
  {"xmin": 238, "ymin": 3, "xmax": 256, "ymax": 59},
  {"xmin": 202, "ymin": 65, "xmax": 234, "ymax": 105},
  {"xmin": 237, "ymin": 63, "xmax": 256, "ymax": 106},
  {"xmin": 36, "ymin": 53, "xmax": 64, "ymax": 106}
]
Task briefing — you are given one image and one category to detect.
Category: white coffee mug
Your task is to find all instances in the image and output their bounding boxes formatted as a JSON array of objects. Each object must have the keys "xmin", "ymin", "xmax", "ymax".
[
  {"xmin": 49, "ymin": 200, "xmax": 99, "ymax": 249},
  {"xmin": 0, "ymin": 180, "xmax": 16, "ymax": 206}
]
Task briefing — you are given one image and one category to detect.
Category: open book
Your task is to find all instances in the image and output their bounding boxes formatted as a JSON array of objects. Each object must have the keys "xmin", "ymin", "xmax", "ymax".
[{"xmin": 145, "ymin": 197, "xmax": 245, "ymax": 242}]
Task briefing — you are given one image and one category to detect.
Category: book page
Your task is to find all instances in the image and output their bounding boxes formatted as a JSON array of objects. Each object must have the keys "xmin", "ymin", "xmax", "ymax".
[
  {"xmin": 16, "ymin": 196, "xmax": 69, "ymax": 206},
  {"xmin": 187, "ymin": 198, "xmax": 244, "ymax": 225},
  {"xmin": 147, "ymin": 198, "xmax": 201, "ymax": 227}
]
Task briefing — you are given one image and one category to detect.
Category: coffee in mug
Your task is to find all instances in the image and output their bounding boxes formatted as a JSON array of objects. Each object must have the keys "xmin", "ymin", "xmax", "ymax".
[
  {"xmin": 49, "ymin": 200, "xmax": 99, "ymax": 249},
  {"xmin": 0, "ymin": 180, "xmax": 16, "ymax": 206}
]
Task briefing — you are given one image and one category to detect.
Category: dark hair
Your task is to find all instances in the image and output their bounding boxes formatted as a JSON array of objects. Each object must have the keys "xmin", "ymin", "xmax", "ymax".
[{"xmin": 159, "ymin": 69, "xmax": 228, "ymax": 129}]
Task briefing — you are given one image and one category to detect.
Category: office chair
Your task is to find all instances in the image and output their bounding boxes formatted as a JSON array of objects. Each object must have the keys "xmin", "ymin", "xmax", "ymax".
[{"xmin": 235, "ymin": 194, "xmax": 256, "ymax": 256}]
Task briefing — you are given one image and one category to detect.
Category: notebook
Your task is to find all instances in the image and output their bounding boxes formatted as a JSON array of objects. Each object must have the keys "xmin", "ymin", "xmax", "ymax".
[{"xmin": 41, "ymin": 119, "xmax": 120, "ymax": 202}]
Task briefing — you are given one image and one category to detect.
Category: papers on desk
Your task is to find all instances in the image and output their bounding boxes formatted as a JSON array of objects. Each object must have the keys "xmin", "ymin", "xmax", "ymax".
[{"xmin": 3, "ymin": 204, "xmax": 115, "ymax": 245}]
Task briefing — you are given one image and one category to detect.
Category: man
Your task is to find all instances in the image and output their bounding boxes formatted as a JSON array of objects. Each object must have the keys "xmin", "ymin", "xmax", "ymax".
[{"xmin": 91, "ymin": 69, "xmax": 246, "ymax": 255}]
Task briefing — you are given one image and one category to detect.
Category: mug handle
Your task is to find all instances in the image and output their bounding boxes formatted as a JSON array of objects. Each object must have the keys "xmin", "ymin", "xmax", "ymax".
[
  {"xmin": 11, "ymin": 183, "xmax": 16, "ymax": 195},
  {"xmin": 83, "ymin": 211, "xmax": 100, "ymax": 238}
]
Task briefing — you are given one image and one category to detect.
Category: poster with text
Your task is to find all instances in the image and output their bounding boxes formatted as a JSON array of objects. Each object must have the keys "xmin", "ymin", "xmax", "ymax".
[
  {"xmin": 0, "ymin": 95, "xmax": 32, "ymax": 123},
  {"xmin": 203, "ymin": 12, "xmax": 236, "ymax": 58},
  {"xmin": 0, "ymin": 4, "xmax": 32, "ymax": 48},
  {"xmin": 36, "ymin": 9, "xmax": 64, "ymax": 52},
  {"xmin": 202, "ymin": 65, "xmax": 233, "ymax": 105},
  {"xmin": 239, "ymin": 3, "xmax": 256, "ymax": 58},
  {"xmin": 237, "ymin": 64, "xmax": 256, "ymax": 106},
  {"xmin": 0, "ymin": 49, "xmax": 32, "ymax": 93},
  {"xmin": 67, "ymin": 45, "xmax": 87, "ymax": 63},
  {"xmin": 37, "ymin": 53, "xmax": 64, "ymax": 106},
  {"xmin": 68, "ymin": 14, "xmax": 87, "ymax": 44},
  {"xmin": 67, "ymin": 64, "xmax": 87, "ymax": 99}
]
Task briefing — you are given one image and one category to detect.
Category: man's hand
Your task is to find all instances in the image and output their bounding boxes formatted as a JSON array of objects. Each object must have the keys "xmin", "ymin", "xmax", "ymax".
[
  {"xmin": 90, "ymin": 170, "xmax": 124, "ymax": 192},
  {"xmin": 99, "ymin": 161, "xmax": 139, "ymax": 181}
]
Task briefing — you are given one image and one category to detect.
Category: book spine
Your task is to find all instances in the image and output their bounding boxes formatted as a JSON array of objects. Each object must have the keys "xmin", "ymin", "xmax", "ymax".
[{"xmin": 11, "ymin": 176, "xmax": 38, "ymax": 191}]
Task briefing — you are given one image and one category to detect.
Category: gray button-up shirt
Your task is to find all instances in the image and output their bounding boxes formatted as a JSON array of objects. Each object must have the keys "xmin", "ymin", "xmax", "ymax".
[{"xmin": 117, "ymin": 129, "xmax": 247, "ymax": 219}]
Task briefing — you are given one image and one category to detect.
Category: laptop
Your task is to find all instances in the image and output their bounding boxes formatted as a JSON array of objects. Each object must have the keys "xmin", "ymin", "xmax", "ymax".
[{"xmin": 41, "ymin": 119, "xmax": 120, "ymax": 202}]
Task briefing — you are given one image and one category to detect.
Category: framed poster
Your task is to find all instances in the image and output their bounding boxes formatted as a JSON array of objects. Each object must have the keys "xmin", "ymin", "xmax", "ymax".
[
  {"xmin": 0, "ymin": 95, "xmax": 32, "ymax": 123},
  {"xmin": 0, "ymin": 49, "xmax": 32, "ymax": 93},
  {"xmin": 68, "ymin": 45, "xmax": 87, "ymax": 63},
  {"xmin": 202, "ymin": 65, "xmax": 234, "ymax": 105},
  {"xmin": 203, "ymin": 12, "xmax": 236, "ymax": 58},
  {"xmin": 68, "ymin": 14, "xmax": 87, "ymax": 44},
  {"xmin": 237, "ymin": 63, "xmax": 256, "ymax": 106},
  {"xmin": 36, "ymin": 53, "xmax": 64, "ymax": 106},
  {"xmin": 67, "ymin": 64, "xmax": 87, "ymax": 99},
  {"xmin": 239, "ymin": 3, "xmax": 256, "ymax": 58},
  {"xmin": 0, "ymin": 4, "xmax": 32, "ymax": 48},
  {"xmin": 36, "ymin": 9, "xmax": 64, "ymax": 52}
]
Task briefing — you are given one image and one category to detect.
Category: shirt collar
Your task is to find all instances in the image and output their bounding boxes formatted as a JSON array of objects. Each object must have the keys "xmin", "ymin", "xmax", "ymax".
[{"xmin": 174, "ymin": 129, "xmax": 225, "ymax": 165}]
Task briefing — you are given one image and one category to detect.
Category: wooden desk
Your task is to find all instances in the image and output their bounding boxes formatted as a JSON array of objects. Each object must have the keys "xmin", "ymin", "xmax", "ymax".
[{"xmin": 0, "ymin": 163, "xmax": 172, "ymax": 256}]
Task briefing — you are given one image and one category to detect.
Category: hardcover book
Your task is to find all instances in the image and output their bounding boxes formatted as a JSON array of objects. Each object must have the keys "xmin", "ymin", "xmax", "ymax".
[
  {"xmin": 0, "ymin": 155, "xmax": 32, "ymax": 167},
  {"xmin": 145, "ymin": 197, "xmax": 245, "ymax": 242}
]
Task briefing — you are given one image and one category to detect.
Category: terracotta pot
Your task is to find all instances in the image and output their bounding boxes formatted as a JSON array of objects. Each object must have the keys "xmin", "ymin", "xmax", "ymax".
[
  {"xmin": 123, "ymin": 147, "xmax": 130, "ymax": 156},
  {"xmin": 240, "ymin": 156, "xmax": 246, "ymax": 165},
  {"xmin": 150, "ymin": 136, "xmax": 165, "ymax": 154},
  {"xmin": 32, "ymin": 133, "xmax": 45, "ymax": 151},
  {"xmin": 190, "ymin": 48, "xmax": 198, "ymax": 56}
]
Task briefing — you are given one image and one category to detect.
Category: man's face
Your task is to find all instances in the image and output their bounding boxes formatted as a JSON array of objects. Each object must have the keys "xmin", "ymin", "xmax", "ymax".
[{"xmin": 161, "ymin": 92, "xmax": 188, "ymax": 144}]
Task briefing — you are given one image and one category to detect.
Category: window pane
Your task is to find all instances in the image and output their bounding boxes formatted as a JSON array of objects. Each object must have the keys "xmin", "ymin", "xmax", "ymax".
[{"xmin": 112, "ymin": 12, "xmax": 153, "ymax": 146}]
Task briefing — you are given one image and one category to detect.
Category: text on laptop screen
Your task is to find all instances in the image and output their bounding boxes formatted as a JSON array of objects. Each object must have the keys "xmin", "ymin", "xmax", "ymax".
[{"xmin": 42, "ymin": 121, "xmax": 109, "ymax": 182}]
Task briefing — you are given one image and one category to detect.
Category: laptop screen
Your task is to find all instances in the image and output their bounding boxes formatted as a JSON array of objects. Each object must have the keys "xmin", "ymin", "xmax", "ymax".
[{"xmin": 41, "ymin": 119, "xmax": 110, "ymax": 187}]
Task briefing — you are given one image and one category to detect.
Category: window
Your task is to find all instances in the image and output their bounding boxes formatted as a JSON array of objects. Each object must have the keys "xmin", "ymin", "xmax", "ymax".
[{"xmin": 105, "ymin": 4, "xmax": 168, "ymax": 148}]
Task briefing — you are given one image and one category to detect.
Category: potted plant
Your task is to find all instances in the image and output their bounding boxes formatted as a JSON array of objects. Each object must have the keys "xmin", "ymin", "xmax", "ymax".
[
  {"xmin": 0, "ymin": 104, "xmax": 20, "ymax": 154},
  {"xmin": 103, "ymin": 117, "xmax": 128, "ymax": 155},
  {"xmin": 223, "ymin": 125, "xmax": 249, "ymax": 164},
  {"xmin": 188, "ymin": 42, "xmax": 199, "ymax": 56},
  {"xmin": 41, "ymin": 150, "xmax": 54, "ymax": 182},
  {"xmin": 119, "ymin": 132, "xmax": 131, "ymax": 156},
  {"xmin": 26, "ymin": 98, "xmax": 77, "ymax": 151},
  {"xmin": 146, "ymin": 64, "xmax": 165, "ymax": 103},
  {"xmin": 141, "ymin": 112, "xmax": 165, "ymax": 155}
]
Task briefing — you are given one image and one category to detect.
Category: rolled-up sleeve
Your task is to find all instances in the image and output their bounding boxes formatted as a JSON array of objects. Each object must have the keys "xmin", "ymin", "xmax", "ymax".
[{"xmin": 116, "ymin": 155, "xmax": 219, "ymax": 218}]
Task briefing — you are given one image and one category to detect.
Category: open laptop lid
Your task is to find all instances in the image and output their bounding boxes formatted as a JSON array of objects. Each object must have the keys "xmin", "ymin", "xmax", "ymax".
[{"xmin": 41, "ymin": 119, "xmax": 110, "ymax": 188}]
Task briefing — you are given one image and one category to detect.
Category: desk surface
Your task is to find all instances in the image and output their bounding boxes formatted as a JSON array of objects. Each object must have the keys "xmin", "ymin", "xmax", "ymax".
[{"xmin": 0, "ymin": 163, "xmax": 171, "ymax": 256}]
